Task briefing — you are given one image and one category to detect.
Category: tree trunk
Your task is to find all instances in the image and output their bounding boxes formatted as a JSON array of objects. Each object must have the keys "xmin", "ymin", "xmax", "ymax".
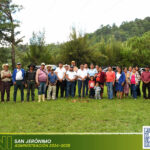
[{"xmin": 11, "ymin": 42, "xmax": 16, "ymax": 70}]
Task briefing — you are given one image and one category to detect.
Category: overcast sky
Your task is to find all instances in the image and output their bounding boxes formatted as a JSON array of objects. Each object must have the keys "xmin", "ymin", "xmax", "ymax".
[{"xmin": 13, "ymin": 0, "xmax": 150, "ymax": 44}]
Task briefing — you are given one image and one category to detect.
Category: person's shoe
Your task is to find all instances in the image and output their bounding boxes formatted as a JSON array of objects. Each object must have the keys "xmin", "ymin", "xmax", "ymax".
[{"xmin": 38, "ymin": 95, "xmax": 41, "ymax": 102}]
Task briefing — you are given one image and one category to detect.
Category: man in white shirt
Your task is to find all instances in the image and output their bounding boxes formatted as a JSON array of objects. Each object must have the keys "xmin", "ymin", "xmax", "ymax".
[
  {"xmin": 77, "ymin": 64, "xmax": 87, "ymax": 98},
  {"xmin": 12, "ymin": 62, "xmax": 26, "ymax": 102},
  {"xmin": 66, "ymin": 66, "xmax": 77, "ymax": 97},
  {"xmin": 55, "ymin": 62, "xmax": 66, "ymax": 98}
]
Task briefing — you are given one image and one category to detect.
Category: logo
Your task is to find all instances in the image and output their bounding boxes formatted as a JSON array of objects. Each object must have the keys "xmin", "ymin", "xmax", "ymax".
[{"xmin": 0, "ymin": 136, "xmax": 12, "ymax": 150}]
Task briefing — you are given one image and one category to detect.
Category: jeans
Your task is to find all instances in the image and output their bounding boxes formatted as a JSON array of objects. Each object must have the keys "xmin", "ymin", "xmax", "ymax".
[
  {"xmin": 1, "ymin": 81, "xmax": 10, "ymax": 102},
  {"xmin": 56, "ymin": 80, "xmax": 66, "ymax": 98},
  {"xmin": 142, "ymin": 82, "xmax": 150, "ymax": 99},
  {"xmin": 27, "ymin": 81, "xmax": 35, "ymax": 101},
  {"xmin": 106, "ymin": 82, "xmax": 113, "ymax": 99},
  {"xmin": 38, "ymin": 82, "xmax": 46, "ymax": 95},
  {"xmin": 131, "ymin": 84, "xmax": 137, "ymax": 99},
  {"xmin": 78, "ymin": 80, "xmax": 85, "ymax": 97},
  {"xmin": 14, "ymin": 80, "xmax": 24, "ymax": 102},
  {"xmin": 66, "ymin": 81, "xmax": 75, "ymax": 97},
  {"xmin": 136, "ymin": 82, "xmax": 141, "ymax": 97}
]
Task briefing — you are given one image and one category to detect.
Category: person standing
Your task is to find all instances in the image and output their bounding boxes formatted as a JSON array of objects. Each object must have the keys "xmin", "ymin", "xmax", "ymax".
[
  {"xmin": 47, "ymin": 67, "xmax": 57, "ymax": 100},
  {"xmin": 135, "ymin": 66, "xmax": 141, "ymax": 97},
  {"xmin": 71, "ymin": 61, "xmax": 78, "ymax": 95},
  {"xmin": 129, "ymin": 68, "xmax": 140, "ymax": 100},
  {"xmin": 106, "ymin": 66, "xmax": 115, "ymax": 99},
  {"xmin": 66, "ymin": 65, "xmax": 77, "ymax": 98},
  {"xmin": 88, "ymin": 76, "xmax": 95, "ymax": 98},
  {"xmin": 141, "ymin": 66, "xmax": 150, "ymax": 99},
  {"xmin": 84, "ymin": 64, "xmax": 89, "ymax": 96},
  {"xmin": 87, "ymin": 64, "xmax": 98, "ymax": 79},
  {"xmin": 55, "ymin": 62, "xmax": 66, "ymax": 98},
  {"xmin": 25, "ymin": 64, "xmax": 36, "ymax": 102},
  {"xmin": 77, "ymin": 64, "xmax": 87, "ymax": 98},
  {"xmin": 96, "ymin": 67, "xmax": 106, "ymax": 99},
  {"xmin": 115, "ymin": 67, "xmax": 125, "ymax": 99},
  {"xmin": 12, "ymin": 63, "xmax": 25, "ymax": 102},
  {"xmin": 1, "ymin": 64, "xmax": 12, "ymax": 102},
  {"xmin": 36, "ymin": 63, "xmax": 48, "ymax": 102},
  {"xmin": 45, "ymin": 65, "xmax": 51, "ymax": 99},
  {"xmin": 123, "ymin": 67, "xmax": 130, "ymax": 97},
  {"xmin": 94, "ymin": 82, "xmax": 101, "ymax": 99}
]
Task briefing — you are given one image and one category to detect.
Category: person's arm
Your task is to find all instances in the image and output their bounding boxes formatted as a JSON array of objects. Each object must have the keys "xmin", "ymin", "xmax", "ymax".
[
  {"xmin": 66, "ymin": 74, "xmax": 70, "ymax": 81},
  {"xmin": 36, "ymin": 69, "xmax": 39, "ymax": 85}
]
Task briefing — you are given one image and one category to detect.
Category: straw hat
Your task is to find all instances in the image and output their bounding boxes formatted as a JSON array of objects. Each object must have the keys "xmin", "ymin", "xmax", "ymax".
[{"xmin": 2, "ymin": 63, "xmax": 9, "ymax": 69}]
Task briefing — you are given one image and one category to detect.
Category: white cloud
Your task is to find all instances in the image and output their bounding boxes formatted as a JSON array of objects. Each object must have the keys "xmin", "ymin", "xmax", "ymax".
[{"xmin": 13, "ymin": 0, "xmax": 150, "ymax": 44}]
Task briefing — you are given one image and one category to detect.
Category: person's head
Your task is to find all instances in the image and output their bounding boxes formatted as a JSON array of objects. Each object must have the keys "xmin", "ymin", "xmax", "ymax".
[
  {"xmin": 84, "ymin": 64, "xmax": 88, "ymax": 69},
  {"xmin": 90, "ymin": 63, "xmax": 94, "ymax": 69},
  {"xmin": 96, "ymin": 82, "xmax": 99, "ymax": 87},
  {"xmin": 64, "ymin": 64, "xmax": 69, "ymax": 71},
  {"xmin": 118, "ymin": 66, "xmax": 122, "ymax": 73},
  {"xmin": 59, "ymin": 62, "xmax": 63, "ymax": 68},
  {"xmin": 98, "ymin": 67, "xmax": 102, "ymax": 72},
  {"xmin": 41, "ymin": 63, "xmax": 45, "ymax": 69},
  {"xmin": 96, "ymin": 65, "xmax": 99, "ymax": 70},
  {"xmin": 145, "ymin": 66, "xmax": 149, "ymax": 72},
  {"xmin": 47, "ymin": 65, "xmax": 51, "ymax": 71},
  {"xmin": 90, "ymin": 76, "xmax": 94, "ymax": 81},
  {"xmin": 3, "ymin": 64, "xmax": 9, "ymax": 71},
  {"xmin": 70, "ymin": 65, "xmax": 74, "ymax": 71},
  {"xmin": 16, "ymin": 63, "xmax": 21, "ymax": 69},
  {"xmin": 124, "ymin": 67, "xmax": 128, "ymax": 73},
  {"xmin": 132, "ymin": 67, "xmax": 136, "ymax": 73},
  {"xmin": 108, "ymin": 66, "xmax": 112, "ymax": 71},
  {"xmin": 71, "ymin": 61, "xmax": 76, "ymax": 66},
  {"xmin": 135, "ymin": 66, "xmax": 139, "ymax": 71},
  {"xmin": 80, "ymin": 64, "xmax": 84, "ymax": 70},
  {"xmin": 129, "ymin": 66, "xmax": 132, "ymax": 72},
  {"xmin": 51, "ymin": 69, "xmax": 54, "ymax": 73}
]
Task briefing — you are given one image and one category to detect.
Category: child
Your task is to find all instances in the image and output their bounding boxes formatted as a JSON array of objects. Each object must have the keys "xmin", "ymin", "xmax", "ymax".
[
  {"xmin": 94, "ymin": 82, "xmax": 101, "ymax": 99},
  {"xmin": 47, "ymin": 67, "xmax": 57, "ymax": 100},
  {"xmin": 88, "ymin": 76, "xmax": 95, "ymax": 98}
]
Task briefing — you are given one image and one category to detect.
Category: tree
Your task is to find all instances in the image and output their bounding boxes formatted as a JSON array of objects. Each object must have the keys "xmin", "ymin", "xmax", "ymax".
[
  {"xmin": 24, "ymin": 31, "xmax": 52, "ymax": 65},
  {"xmin": 0, "ymin": 0, "xmax": 23, "ymax": 69}
]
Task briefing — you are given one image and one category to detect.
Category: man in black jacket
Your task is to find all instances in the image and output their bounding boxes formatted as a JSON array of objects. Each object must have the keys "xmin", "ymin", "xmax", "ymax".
[{"xmin": 25, "ymin": 64, "xmax": 36, "ymax": 101}]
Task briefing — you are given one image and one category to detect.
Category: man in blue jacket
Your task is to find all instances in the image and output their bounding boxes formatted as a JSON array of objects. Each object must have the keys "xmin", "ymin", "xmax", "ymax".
[{"xmin": 12, "ymin": 62, "xmax": 26, "ymax": 102}]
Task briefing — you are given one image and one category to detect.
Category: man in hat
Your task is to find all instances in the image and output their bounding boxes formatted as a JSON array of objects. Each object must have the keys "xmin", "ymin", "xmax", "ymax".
[
  {"xmin": 66, "ymin": 65, "xmax": 77, "ymax": 98},
  {"xmin": 141, "ymin": 66, "xmax": 150, "ymax": 99},
  {"xmin": 1, "ymin": 64, "xmax": 12, "ymax": 102},
  {"xmin": 47, "ymin": 66, "xmax": 57, "ymax": 100},
  {"xmin": 12, "ymin": 63, "xmax": 26, "ymax": 102},
  {"xmin": 36, "ymin": 63, "xmax": 48, "ymax": 102},
  {"xmin": 25, "ymin": 64, "xmax": 36, "ymax": 102}
]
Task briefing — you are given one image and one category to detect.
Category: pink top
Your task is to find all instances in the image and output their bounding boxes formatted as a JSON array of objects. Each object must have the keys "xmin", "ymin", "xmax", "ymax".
[
  {"xmin": 106, "ymin": 71, "xmax": 115, "ymax": 82},
  {"xmin": 38, "ymin": 69, "xmax": 47, "ymax": 82},
  {"xmin": 131, "ymin": 74, "xmax": 136, "ymax": 84}
]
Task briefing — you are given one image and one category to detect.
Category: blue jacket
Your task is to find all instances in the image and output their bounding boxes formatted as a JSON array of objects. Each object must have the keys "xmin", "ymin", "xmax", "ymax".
[
  {"xmin": 12, "ymin": 68, "xmax": 26, "ymax": 83},
  {"xmin": 118, "ymin": 72, "xmax": 126, "ymax": 84}
]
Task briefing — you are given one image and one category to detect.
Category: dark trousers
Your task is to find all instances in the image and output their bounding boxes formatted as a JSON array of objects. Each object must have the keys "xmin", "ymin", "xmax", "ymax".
[
  {"xmin": 14, "ymin": 80, "xmax": 24, "ymax": 102},
  {"xmin": 85, "ymin": 78, "xmax": 89, "ymax": 96},
  {"xmin": 136, "ymin": 82, "xmax": 141, "ymax": 97},
  {"xmin": 1, "ymin": 81, "xmax": 10, "ymax": 102},
  {"xmin": 142, "ymin": 82, "xmax": 150, "ymax": 99},
  {"xmin": 45, "ymin": 85, "xmax": 48, "ymax": 98},
  {"xmin": 89, "ymin": 88, "xmax": 95, "ymax": 98},
  {"xmin": 131, "ymin": 84, "xmax": 137, "ymax": 99},
  {"xmin": 78, "ymin": 80, "xmax": 85, "ymax": 97},
  {"xmin": 56, "ymin": 80, "xmax": 65, "ymax": 98},
  {"xmin": 66, "ymin": 81, "xmax": 75, "ymax": 97},
  {"xmin": 74, "ymin": 80, "xmax": 77, "ymax": 96},
  {"xmin": 27, "ymin": 81, "xmax": 35, "ymax": 101}
]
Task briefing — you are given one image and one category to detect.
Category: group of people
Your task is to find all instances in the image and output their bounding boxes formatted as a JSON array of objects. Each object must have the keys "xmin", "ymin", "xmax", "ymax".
[{"xmin": 0, "ymin": 61, "xmax": 150, "ymax": 103}]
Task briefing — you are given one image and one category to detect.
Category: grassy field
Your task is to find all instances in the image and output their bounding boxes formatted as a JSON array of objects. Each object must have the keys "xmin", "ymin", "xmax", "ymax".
[{"xmin": 0, "ymin": 86, "xmax": 149, "ymax": 133}]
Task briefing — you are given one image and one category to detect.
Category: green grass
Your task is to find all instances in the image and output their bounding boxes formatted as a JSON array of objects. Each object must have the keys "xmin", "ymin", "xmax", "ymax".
[{"xmin": 0, "ymin": 86, "xmax": 149, "ymax": 133}]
